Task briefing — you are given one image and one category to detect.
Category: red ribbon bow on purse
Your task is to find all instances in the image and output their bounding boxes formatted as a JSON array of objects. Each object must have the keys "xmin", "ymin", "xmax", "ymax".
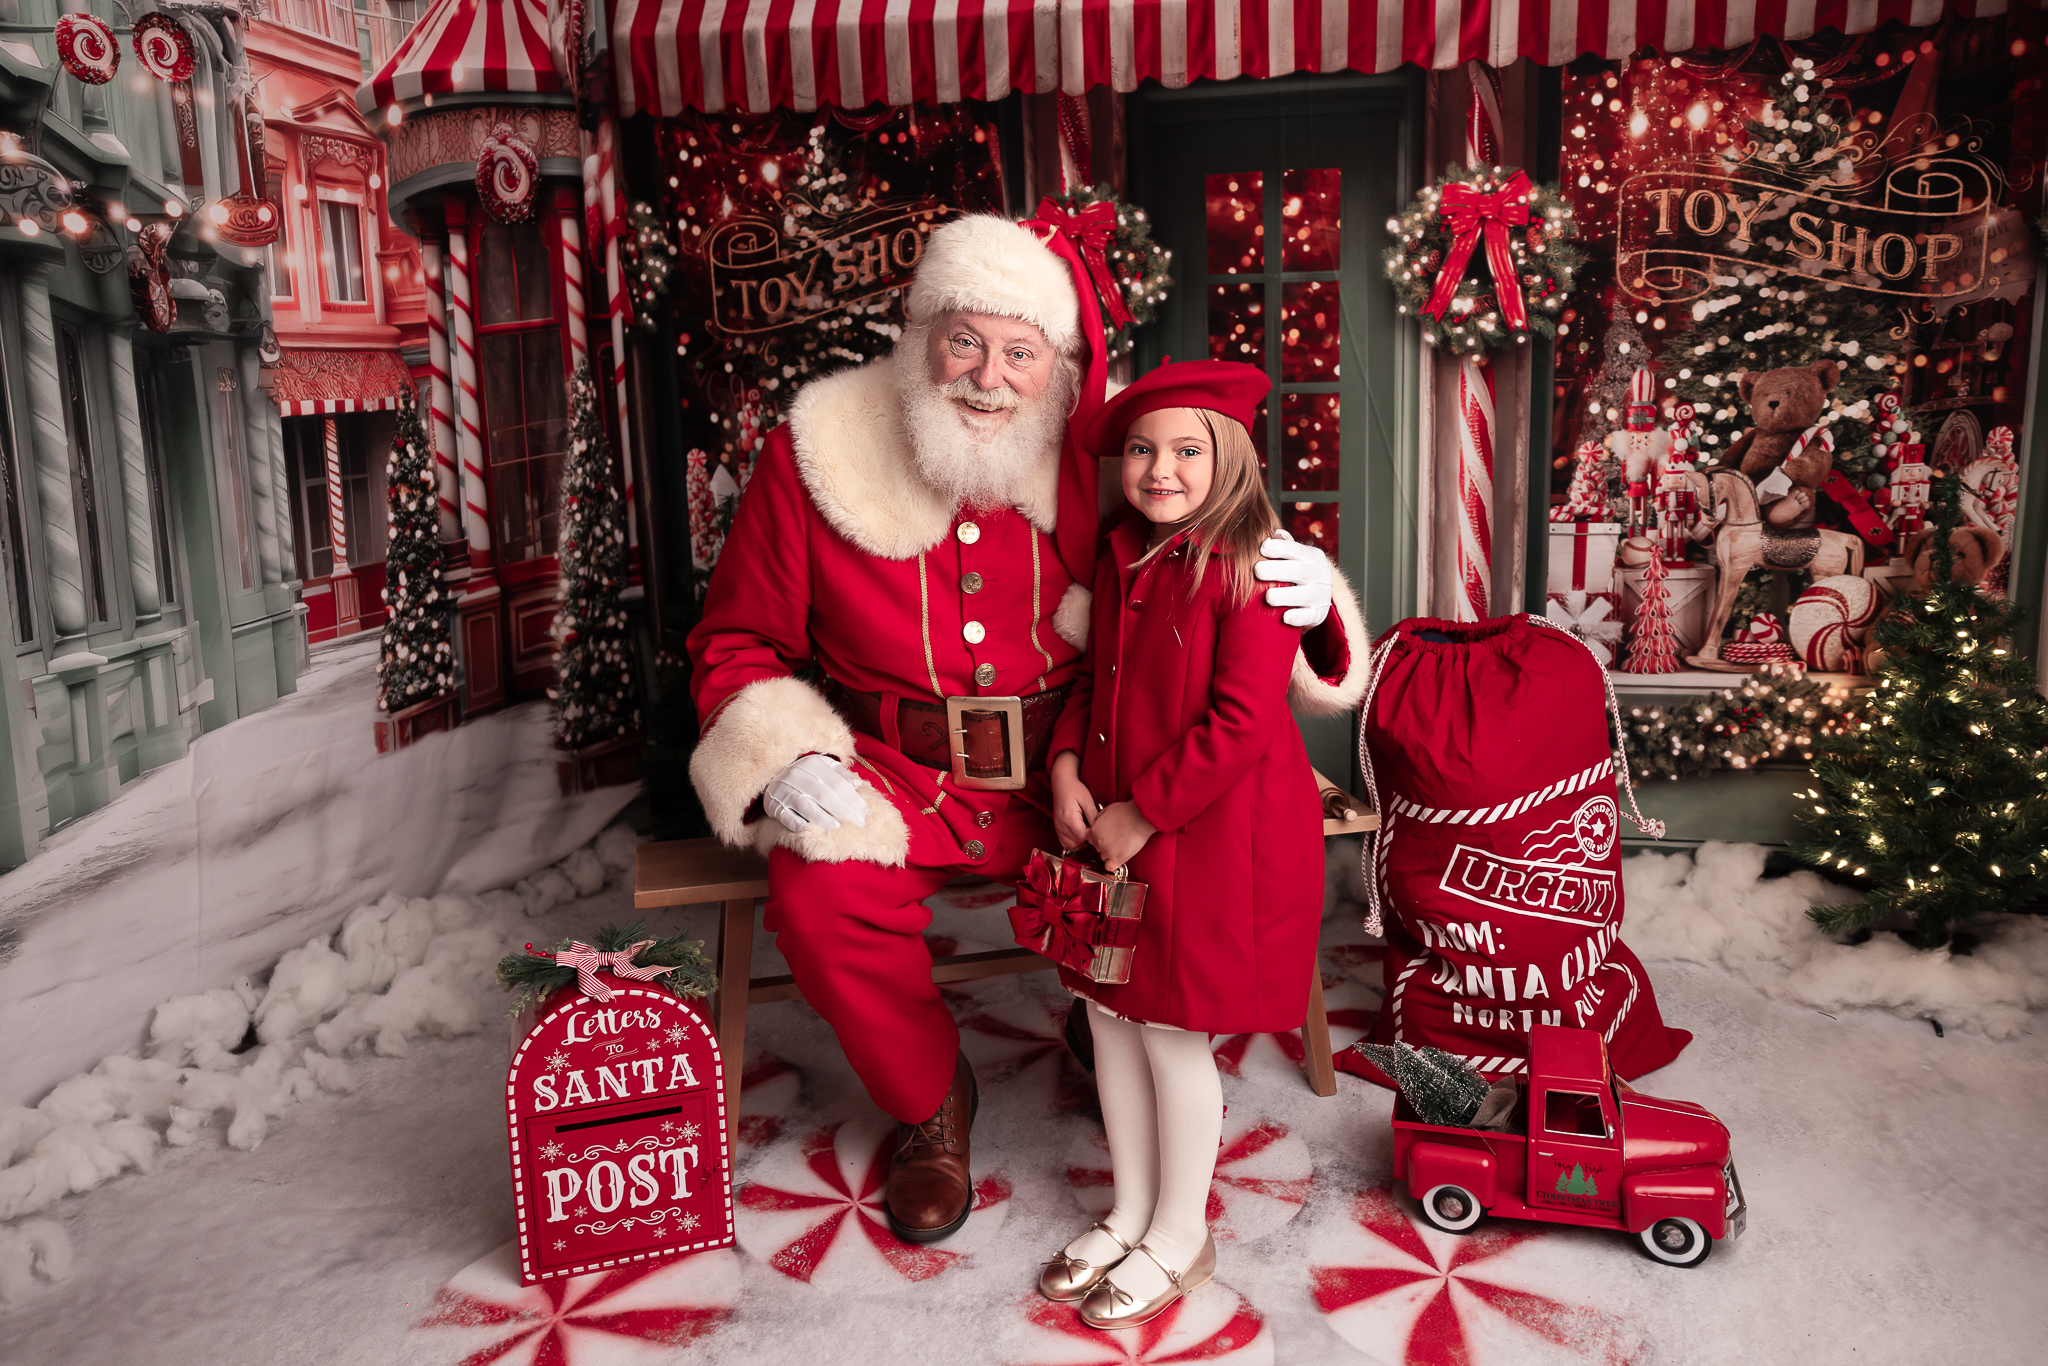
[
  {"xmin": 552, "ymin": 940, "xmax": 676, "ymax": 1002},
  {"xmin": 1421, "ymin": 170, "xmax": 1535, "ymax": 333},
  {"xmin": 1031, "ymin": 198, "xmax": 1136, "ymax": 330},
  {"xmin": 1014, "ymin": 855, "xmax": 1090, "ymax": 939}
]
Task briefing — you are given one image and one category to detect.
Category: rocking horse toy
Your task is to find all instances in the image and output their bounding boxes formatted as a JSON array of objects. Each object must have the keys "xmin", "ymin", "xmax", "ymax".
[{"xmin": 1688, "ymin": 467, "xmax": 1866, "ymax": 672}]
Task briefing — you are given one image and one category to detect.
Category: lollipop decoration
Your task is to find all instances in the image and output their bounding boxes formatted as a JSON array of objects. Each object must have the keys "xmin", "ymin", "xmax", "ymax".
[
  {"xmin": 56, "ymin": 12, "xmax": 120, "ymax": 84},
  {"xmin": 132, "ymin": 13, "xmax": 196, "ymax": 83},
  {"xmin": 476, "ymin": 124, "xmax": 539, "ymax": 225}
]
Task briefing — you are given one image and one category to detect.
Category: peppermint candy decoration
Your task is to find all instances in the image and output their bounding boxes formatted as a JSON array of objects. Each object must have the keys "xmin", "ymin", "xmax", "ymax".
[
  {"xmin": 476, "ymin": 125, "xmax": 539, "ymax": 225},
  {"xmin": 132, "ymin": 13, "xmax": 195, "ymax": 83},
  {"xmin": 56, "ymin": 12, "xmax": 120, "ymax": 84}
]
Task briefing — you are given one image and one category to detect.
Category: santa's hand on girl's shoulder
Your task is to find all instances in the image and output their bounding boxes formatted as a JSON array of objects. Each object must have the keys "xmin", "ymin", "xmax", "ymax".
[
  {"xmin": 1253, "ymin": 530, "xmax": 1333, "ymax": 627},
  {"xmin": 1089, "ymin": 801, "xmax": 1157, "ymax": 873}
]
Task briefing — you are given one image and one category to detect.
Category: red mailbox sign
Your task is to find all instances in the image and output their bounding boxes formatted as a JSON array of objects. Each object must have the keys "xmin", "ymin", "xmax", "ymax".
[{"xmin": 506, "ymin": 981, "xmax": 734, "ymax": 1283}]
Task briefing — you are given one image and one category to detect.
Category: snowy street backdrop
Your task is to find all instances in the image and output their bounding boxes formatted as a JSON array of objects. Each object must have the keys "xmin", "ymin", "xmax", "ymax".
[{"xmin": 3, "ymin": 638, "xmax": 2046, "ymax": 1364}]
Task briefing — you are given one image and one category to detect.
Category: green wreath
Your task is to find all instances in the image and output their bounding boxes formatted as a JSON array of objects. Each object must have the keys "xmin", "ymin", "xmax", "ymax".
[
  {"xmin": 1383, "ymin": 164, "xmax": 1582, "ymax": 356},
  {"xmin": 1039, "ymin": 184, "xmax": 1172, "ymax": 358}
]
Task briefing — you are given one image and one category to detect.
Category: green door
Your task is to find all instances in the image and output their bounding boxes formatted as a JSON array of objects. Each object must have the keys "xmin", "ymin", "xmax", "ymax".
[{"xmin": 1132, "ymin": 74, "xmax": 1421, "ymax": 785}]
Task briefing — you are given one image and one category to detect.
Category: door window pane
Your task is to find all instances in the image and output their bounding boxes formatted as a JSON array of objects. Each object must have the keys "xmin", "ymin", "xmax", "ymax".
[
  {"xmin": 1280, "ymin": 392, "xmax": 1339, "ymax": 491},
  {"xmin": 285, "ymin": 422, "xmax": 333, "ymax": 580},
  {"xmin": 1280, "ymin": 281, "xmax": 1340, "ymax": 382},
  {"xmin": 0, "ymin": 331, "xmax": 32, "ymax": 642},
  {"xmin": 1282, "ymin": 501, "xmax": 1336, "ymax": 558},
  {"xmin": 1280, "ymin": 168, "xmax": 1341, "ymax": 272},
  {"xmin": 478, "ymin": 220, "xmax": 555, "ymax": 324},
  {"xmin": 136, "ymin": 356, "xmax": 179, "ymax": 606},
  {"xmin": 1205, "ymin": 172, "xmax": 1264, "ymax": 275},
  {"xmin": 322, "ymin": 200, "xmax": 365, "ymax": 303},
  {"xmin": 1208, "ymin": 282, "xmax": 1264, "ymax": 363},
  {"xmin": 216, "ymin": 367, "xmax": 255, "ymax": 590},
  {"xmin": 481, "ymin": 330, "xmax": 566, "ymax": 561},
  {"xmin": 58, "ymin": 325, "xmax": 110, "ymax": 622}
]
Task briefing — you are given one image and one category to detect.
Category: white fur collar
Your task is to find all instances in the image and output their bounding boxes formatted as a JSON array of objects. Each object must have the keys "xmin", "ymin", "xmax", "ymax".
[{"xmin": 786, "ymin": 355, "xmax": 1059, "ymax": 560}]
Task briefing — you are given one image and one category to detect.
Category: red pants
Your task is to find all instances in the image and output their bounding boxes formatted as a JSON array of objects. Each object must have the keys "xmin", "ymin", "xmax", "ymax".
[{"xmin": 765, "ymin": 801, "xmax": 1055, "ymax": 1122}]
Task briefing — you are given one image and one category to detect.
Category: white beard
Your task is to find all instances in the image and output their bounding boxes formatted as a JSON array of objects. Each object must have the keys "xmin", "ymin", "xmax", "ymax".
[{"xmin": 895, "ymin": 325, "xmax": 1074, "ymax": 516}]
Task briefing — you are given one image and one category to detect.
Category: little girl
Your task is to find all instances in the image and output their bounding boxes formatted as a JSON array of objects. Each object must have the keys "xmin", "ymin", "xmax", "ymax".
[{"xmin": 1040, "ymin": 360, "xmax": 1323, "ymax": 1329}]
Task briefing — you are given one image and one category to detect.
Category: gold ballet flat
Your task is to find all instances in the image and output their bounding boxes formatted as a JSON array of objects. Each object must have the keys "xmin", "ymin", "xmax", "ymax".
[
  {"xmin": 1079, "ymin": 1234, "xmax": 1217, "ymax": 1330},
  {"xmin": 1039, "ymin": 1221, "xmax": 1134, "ymax": 1302}
]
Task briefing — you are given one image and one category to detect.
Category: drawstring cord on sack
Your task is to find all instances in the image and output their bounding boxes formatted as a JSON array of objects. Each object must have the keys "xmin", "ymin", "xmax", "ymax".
[
  {"xmin": 1354, "ymin": 634, "xmax": 1401, "ymax": 940},
  {"xmin": 1525, "ymin": 613, "xmax": 1667, "ymax": 841}
]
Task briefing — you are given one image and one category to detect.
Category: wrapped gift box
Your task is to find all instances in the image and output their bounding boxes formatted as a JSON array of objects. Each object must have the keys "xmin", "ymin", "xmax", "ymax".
[{"xmin": 1547, "ymin": 522, "xmax": 1624, "ymax": 595}]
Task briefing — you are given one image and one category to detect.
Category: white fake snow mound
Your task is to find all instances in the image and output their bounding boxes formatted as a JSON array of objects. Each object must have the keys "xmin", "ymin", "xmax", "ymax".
[{"xmin": 0, "ymin": 822, "xmax": 641, "ymax": 1302}]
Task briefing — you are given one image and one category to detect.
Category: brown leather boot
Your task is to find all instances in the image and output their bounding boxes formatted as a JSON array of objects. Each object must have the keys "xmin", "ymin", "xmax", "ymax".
[{"xmin": 885, "ymin": 1051, "xmax": 978, "ymax": 1243}]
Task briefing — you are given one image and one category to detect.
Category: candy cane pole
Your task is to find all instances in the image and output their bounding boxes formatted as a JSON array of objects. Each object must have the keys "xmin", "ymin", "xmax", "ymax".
[
  {"xmin": 444, "ymin": 226, "xmax": 492, "ymax": 558},
  {"xmin": 420, "ymin": 238, "xmax": 462, "ymax": 542},
  {"xmin": 560, "ymin": 206, "xmax": 589, "ymax": 374},
  {"xmin": 1454, "ymin": 61, "xmax": 1504, "ymax": 622},
  {"xmin": 323, "ymin": 415, "xmax": 349, "ymax": 572}
]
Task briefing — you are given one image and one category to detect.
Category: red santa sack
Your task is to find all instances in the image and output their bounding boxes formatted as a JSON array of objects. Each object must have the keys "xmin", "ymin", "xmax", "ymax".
[{"xmin": 1339, "ymin": 614, "xmax": 1691, "ymax": 1085}]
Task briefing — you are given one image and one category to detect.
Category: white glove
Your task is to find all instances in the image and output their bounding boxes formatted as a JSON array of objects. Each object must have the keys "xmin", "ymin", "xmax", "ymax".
[
  {"xmin": 762, "ymin": 753, "xmax": 869, "ymax": 834},
  {"xmin": 1254, "ymin": 530, "xmax": 1335, "ymax": 628}
]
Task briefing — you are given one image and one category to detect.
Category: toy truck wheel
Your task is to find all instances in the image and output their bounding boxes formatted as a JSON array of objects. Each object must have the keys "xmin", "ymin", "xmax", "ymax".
[
  {"xmin": 1638, "ymin": 1216, "xmax": 1713, "ymax": 1268},
  {"xmin": 1418, "ymin": 1183, "xmax": 1485, "ymax": 1234}
]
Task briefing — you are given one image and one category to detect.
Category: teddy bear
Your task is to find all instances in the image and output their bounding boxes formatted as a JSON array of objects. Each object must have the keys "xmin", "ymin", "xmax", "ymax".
[
  {"xmin": 1897, "ymin": 523, "xmax": 2007, "ymax": 592},
  {"xmin": 1723, "ymin": 359, "xmax": 1839, "ymax": 529}
]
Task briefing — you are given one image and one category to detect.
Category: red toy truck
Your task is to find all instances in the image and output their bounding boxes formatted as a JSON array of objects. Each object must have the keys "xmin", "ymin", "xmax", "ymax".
[{"xmin": 1391, "ymin": 1024, "xmax": 1746, "ymax": 1267}]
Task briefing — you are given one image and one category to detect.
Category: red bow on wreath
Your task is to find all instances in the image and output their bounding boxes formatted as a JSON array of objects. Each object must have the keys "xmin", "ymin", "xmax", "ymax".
[
  {"xmin": 550, "ymin": 940, "xmax": 676, "ymax": 1001},
  {"xmin": 1031, "ymin": 199, "xmax": 1135, "ymax": 330},
  {"xmin": 1422, "ymin": 170, "xmax": 1535, "ymax": 333}
]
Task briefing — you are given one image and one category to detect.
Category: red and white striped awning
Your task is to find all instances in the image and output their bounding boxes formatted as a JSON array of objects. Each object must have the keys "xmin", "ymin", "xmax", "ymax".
[
  {"xmin": 270, "ymin": 350, "xmax": 419, "ymax": 417},
  {"xmin": 358, "ymin": 0, "xmax": 565, "ymax": 115},
  {"xmin": 1056, "ymin": 0, "xmax": 2025, "ymax": 94},
  {"xmin": 608, "ymin": 0, "xmax": 1059, "ymax": 117}
]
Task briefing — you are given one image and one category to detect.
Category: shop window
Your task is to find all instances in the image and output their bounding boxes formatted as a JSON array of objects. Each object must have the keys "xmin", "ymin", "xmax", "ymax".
[
  {"xmin": 266, "ymin": 176, "xmax": 293, "ymax": 299},
  {"xmin": 135, "ymin": 354, "xmax": 179, "ymax": 607},
  {"xmin": 284, "ymin": 421, "xmax": 333, "ymax": 581},
  {"xmin": 340, "ymin": 415, "xmax": 387, "ymax": 565},
  {"xmin": 0, "ymin": 329, "xmax": 32, "ymax": 643},
  {"xmin": 57, "ymin": 322, "xmax": 110, "ymax": 624},
  {"xmin": 321, "ymin": 198, "xmax": 367, "ymax": 303},
  {"xmin": 476, "ymin": 215, "xmax": 565, "ymax": 563}
]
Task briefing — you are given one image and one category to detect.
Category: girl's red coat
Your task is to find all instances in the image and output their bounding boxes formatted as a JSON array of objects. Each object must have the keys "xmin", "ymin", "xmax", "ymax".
[{"xmin": 1049, "ymin": 512, "xmax": 1323, "ymax": 1033}]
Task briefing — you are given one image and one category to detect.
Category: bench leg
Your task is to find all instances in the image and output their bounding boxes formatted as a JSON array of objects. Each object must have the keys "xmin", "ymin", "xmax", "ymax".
[
  {"xmin": 713, "ymin": 896, "xmax": 757, "ymax": 1155},
  {"xmin": 1303, "ymin": 968, "xmax": 1337, "ymax": 1098}
]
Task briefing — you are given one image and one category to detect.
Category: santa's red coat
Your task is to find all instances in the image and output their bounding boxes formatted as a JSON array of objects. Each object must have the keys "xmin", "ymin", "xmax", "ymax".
[{"xmin": 1051, "ymin": 514, "xmax": 1324, "ymax": 1034}]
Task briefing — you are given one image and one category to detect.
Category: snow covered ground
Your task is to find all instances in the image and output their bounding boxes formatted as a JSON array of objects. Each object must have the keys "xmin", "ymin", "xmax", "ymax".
[
  {"xmin": 3, "ymin": 848, "xmax": 2044, "ymax": 1365},
  {"xmin": 0, "ymin": 636, "xmax": 635, "ymax": 1110}
]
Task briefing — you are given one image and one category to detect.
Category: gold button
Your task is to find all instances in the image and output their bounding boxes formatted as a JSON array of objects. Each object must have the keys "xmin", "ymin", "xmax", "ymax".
[
  {"xmin": 958, "ymin": 522, "xmax": 980, "ymax": 544},
  {"xmin": 965, "ymin": 839, "xmax": 986, "ymax": 860},
  {"xmin": 1097, "ymin": 732, "xmax": 1106, "ymax": 742},
  {"xmin": 976, "ymin": 811, "xmax": 993, "ymax": 828},
  {"xmin": 963, "ymin": 621, "xmax": 986, "ymax": 644},
  {"xmin": 961, "ymin": 572, "xmax": 984, "ymax": 593},
  {"xmin": 1131, "ymin": 599, "xmax": 1143, "ymax": 609},
  {"xmin": 974, "ymin": 662, "xmax": 996, "ymax": 686}
]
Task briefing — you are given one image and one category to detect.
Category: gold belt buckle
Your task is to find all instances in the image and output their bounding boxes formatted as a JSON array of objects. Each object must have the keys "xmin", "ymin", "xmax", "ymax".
[{"xmin": 945, "ymin": 695, "xmax": 1027, "ymax": 791}]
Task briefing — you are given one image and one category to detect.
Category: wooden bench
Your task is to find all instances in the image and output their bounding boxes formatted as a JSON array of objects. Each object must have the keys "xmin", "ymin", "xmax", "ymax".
[{"xmin": 635, "ymin": 794, "xmax": 1379, "ymax": 1128}]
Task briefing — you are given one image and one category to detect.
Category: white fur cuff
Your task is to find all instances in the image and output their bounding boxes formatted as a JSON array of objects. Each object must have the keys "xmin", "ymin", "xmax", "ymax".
[
  {"xmin": 689, "ymin": 676, "xmax": 912, "ymax": 868},
  {"xmin": 1053, "ymin": 583, "xmax": 1092, "ymax": 650},
  {"xmin": 1289, "ymin": 563, "xmax": 1372, "ymax": 717}
]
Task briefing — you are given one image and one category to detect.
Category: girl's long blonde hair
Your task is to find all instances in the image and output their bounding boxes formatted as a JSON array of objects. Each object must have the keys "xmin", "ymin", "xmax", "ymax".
[{"xmin": 1130, "ymin": 409, "xmax": 1279, "ymax": 605}]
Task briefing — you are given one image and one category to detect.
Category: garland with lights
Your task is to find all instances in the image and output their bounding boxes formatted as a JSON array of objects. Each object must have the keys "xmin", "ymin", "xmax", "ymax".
[
  {"xmin": 1620, "ymin": 665, "xmax": 1854, "ymax": 782},
  {"xmin": 1033, "ymin": 184, "xmax": 1171, "ymax": 358},
  {"xmin": 624, "ymin": 200, "xmax": 676, "ymax": 334},
  {"xmin": 1384, "ymin": 163, "xmax": 1582, "ymax": 355},
  {"xmin": 1791, "ymin": 477, "xmax": 2048, "ymax": 947}
]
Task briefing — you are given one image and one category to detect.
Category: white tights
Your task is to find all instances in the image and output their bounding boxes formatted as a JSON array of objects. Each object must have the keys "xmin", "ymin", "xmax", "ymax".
[{"xmin": 1063, "ymin": 1001, "xmax": 1223, "ymax": 1299}]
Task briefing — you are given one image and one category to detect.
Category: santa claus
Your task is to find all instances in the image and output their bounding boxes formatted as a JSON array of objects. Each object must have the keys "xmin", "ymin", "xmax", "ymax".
[{"xmin": 687, "ymin": 209, "xmax": 1369, "ymax": 1242}]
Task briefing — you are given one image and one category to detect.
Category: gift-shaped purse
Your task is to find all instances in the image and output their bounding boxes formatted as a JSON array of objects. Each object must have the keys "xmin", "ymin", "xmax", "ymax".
[{"xmin": 1010, "ymin": 848, "xmax": 1147, "ymax": 985}]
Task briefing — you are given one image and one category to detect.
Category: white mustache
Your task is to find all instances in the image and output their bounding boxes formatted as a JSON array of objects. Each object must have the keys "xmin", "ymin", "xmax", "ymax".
[{"xmin": 939, "ymin": 376, "xmax": 1022, "ymax": 412}]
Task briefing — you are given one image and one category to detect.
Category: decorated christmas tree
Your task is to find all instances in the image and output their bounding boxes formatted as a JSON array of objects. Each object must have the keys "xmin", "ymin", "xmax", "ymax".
[
  {"xmin": 1793, "ymin": 478, "xmax": 2048, "ymax": 946},
  {"xmin": 376, "ymin": 382, "xmax": 454, "ymax": 713},
  {"xmin": 551, "ymin": 361, "xmax": 641, "ymax": 749},
  {"xmin": 1663, "ymin": 56, "xmax": 1899, "ymax": 485},
  {"xmin": 1581, "ymin": 311, "xmax": 1649, "ymax": 447},
  {"xmin": 1623, "ymin": 552, "xmax": 1681, "ymax": 674}
]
